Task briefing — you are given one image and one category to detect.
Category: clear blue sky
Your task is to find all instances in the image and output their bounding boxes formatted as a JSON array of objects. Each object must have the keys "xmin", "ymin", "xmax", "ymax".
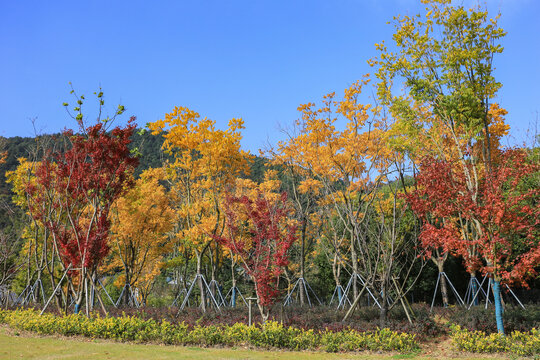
[{"xmin": 1, "ymin": 0, "xmax": 538, "ymax": 152}]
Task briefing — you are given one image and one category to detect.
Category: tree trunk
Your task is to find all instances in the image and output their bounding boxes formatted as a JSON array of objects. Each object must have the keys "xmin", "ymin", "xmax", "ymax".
[
  {"xmin": 299, "ymin": 221, "xmax": 306, "ymax": 306},
  {"xmin": 332, "ymin": 254, "xmax": 342, "ymax": 304},
  {"xmin": 471, "ymin": 272, "xmax": 479, "ymax": 306},
  {"xmin": 378, "ymin": 277, "xmax": 390, "ymax": 328},
  {"xmin": 74, "ymin": 268, "xmax": 86, "ymax": 314},
  {"xmin": 34, "ymin": 270, "xmax": 42, "ymax": 305},
  {"xmin": 435, "ymin": 260, "xmax": 449, "ymax": 307},
  {"xmin": 122, "ymin": 270, "xmax": 132, "ymax": 306},
  {"xmin": 255, "ymin": 283, "xmax": 269, "ymax": 323},
  {"xmin": 182, "ymin": 259, "xmax": 189, "ymax": 292},
  {"xmin": 196, "ymin": 255, "xmax": 206, "ymax": 312},
  {"xmin": 257, "ymin": 301, "xmax": 269, "ymax": 323},
  {"xmin": 209, "ymin": 246, "xmax": 217, "ymax": 301},
  {"xmin": 89, "ymin": 272, "xmax": 95, "ymax": 312},
  {"xmin": 231, "ymin": 254, "xmax": 237, "ymax": 307},
  {"xmin": 492, "ymin": 278, "xmax": 505, "ymax": 334},
  {"xmin": 379, "ymin": 291, "xmax": 388, "ymax": 328},
  {"xmin": 48, "ymin": 262, "xmax": 64, "ymax": 311},
  {"xmin": 351, "ymin": 243, "xmax": 358, "ymax": 300}
]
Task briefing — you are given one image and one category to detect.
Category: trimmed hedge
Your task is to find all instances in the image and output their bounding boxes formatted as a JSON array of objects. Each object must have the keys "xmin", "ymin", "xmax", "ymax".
[
  {"xmin": 450, "ymin": 325, "xmax": 540, "ymax": 356},
  {"xmin": 0, "ymin": 308, "xmax": 418, "ymax": 353}
]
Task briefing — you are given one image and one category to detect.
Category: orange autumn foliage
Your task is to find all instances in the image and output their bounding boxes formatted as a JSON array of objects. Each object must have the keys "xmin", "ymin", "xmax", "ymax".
[{"xmin": 107, "ymin": 168, "xmax": 174, "ymax": 298}]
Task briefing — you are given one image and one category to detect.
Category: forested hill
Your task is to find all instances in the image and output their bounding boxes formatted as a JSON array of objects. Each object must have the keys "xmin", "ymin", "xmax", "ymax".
[
  {"xmin": 0, "ymin": 130, "xmax": 269, "ymax": 227},
  {"xmin": 0, "ymin": 130, "xmax": 159, "ymax": 200}
]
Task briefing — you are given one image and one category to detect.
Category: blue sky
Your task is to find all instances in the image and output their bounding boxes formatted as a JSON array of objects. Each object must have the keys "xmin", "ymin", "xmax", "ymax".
[{"xmin": 1, "ymin": 0, "xmax": 538, "ymax": 153}]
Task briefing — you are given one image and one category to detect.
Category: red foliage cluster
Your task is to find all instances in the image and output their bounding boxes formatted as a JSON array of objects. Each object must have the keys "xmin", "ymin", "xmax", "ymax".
[
  {"xmin": 216, "ymin": 192, "xmax": 297, "ymax": 307},
  {"xmin": 406, "ymin": 149, "xmax": 539, "ymax": 286},
  {"xmin": 27, "ymin": 118, "xmax": 138, "ymax": 271}
]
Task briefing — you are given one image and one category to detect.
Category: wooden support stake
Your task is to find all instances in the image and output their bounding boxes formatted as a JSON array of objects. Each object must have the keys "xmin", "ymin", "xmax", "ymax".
[
  {"xmin": 342, "ymin": 282, "xmax": 368, "ymax": 322},
  {"xmin": 392, "ymin": 277, "xmax": 412, "ymax": 325}
]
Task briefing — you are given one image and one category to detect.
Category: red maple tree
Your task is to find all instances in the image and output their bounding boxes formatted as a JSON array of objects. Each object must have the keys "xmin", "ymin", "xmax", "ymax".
[
  {"xmin": 406, "ymin": 148, "xmax": 539, "ymax": 333},
  {"xmin": 27, "ymin": 117, "xmax": 138, "ymax": 311},
  {"xmin": 407, "ymin": 149, "xmax": 539, "ymax": 286},
  {"xmin": 215, "ymin": 192, "xmax": 297, "ymax": 322}
]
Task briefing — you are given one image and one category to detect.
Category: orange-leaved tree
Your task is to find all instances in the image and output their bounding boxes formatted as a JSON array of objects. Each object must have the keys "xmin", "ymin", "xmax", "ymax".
[
  {"xmin": 275, "ymin": 79, "xmax": 387, "ymax": 300},
  {"xmin": 148, "ymin": 107, "xmax": 250, "ymax": 311},
  {"xmin": 269, "ymin": 141, "xmax": 323, "ymax": 306},
  {"xmin": 107, "ymin": 168, "xmax": 174, "ymax": 305}
]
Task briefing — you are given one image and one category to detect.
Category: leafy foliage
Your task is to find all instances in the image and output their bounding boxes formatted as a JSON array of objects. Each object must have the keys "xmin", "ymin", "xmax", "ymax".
[
  {"xmin": 106, "ymin": 168, "xmax": 174, "ymax": 302},
  {"xmin": 451, "ymin": 325, "xmax": 540, "ymax": 356},
  {"xmin": 29, "ymin": 118, "xmax": 138, "ymax": 270},
  {"xmin": 407, "ymin": 149, "xmax": 540, "ymax": 286},
  {"xmin": 217, "ymin": 192, "xmax": 297, "ymax": 320},
  {"xmin": 0, "ymin": 308, "xmax": 419, "ymax": 353}
]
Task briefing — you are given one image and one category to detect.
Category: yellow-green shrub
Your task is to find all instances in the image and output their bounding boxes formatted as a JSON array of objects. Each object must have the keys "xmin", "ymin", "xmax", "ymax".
[
  {"xmin": 451, "ymin": 324, "xmax": 540, "ymax": 356},
  {"xmin": 319, "ymin": 327, "xmax": 418, "ymax": 353},
  {"xmin": 0, "ymin": 309, "xmax": 419, "ymax": 353}
]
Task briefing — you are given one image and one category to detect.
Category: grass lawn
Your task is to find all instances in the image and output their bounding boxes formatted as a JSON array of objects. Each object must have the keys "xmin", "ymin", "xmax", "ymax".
[{"xmin": 0, "ymin": 327, "xmax": 504, "ymax": 360}]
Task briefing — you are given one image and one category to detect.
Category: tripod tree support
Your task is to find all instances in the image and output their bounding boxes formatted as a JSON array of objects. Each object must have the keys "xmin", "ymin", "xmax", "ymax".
[
  {"xmin": 283, "ymin": 278, "xmax": 322, "ymax": 307},
  {"xmin": 178, "ymin": 274, "xmax": 221, "ymax": 312},
  {"xmin": 430, "ymin": 272, "xmax": 464, "ymax": 312},
  {"xmin": 40, "ymin": 265, "xmax": 72, "ymax": 315},
  {"xmin": 339, "ymin": 273, "xmax": 380, "ymax": 310}
]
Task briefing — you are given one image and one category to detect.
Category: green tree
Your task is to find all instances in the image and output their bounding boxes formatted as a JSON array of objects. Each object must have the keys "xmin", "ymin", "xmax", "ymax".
[{"xmin": 372, "ymin": 0, "xmax": 510, "ymax": 333}]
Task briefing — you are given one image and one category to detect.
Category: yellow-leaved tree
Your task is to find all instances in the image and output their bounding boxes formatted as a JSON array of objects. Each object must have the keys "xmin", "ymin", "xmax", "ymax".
[
  {"xmin": 6, "ymin": 158, "xmax": 67, "ymax": 308},
  {"xmin": 148, "ymin": 107, "xmax": 250, "ymax": 311},
  {"xmin": 107, "ymin": 168, "xmax": 174, "ymax": 305},
  {"xmin": 276, "ymin": 79, "xmax": 388, "ymax": 301}
]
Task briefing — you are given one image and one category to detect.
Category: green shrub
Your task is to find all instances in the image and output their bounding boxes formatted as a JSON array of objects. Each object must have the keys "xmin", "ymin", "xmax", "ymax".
[
  {"xmin": 290, "ymin": 327, "xmax": 319, "ymax": 350},
  {"xmin": 223, "ymin": 322, "xmax": 250, "ymax": 345},
  {"xmin": 318, "ymin": 328, "xmax": 418, "ymax": 353},
  {"xmin": 159, "ymin": 319, "xmax": 189, "ymax": 344},
  {"xmin": 0, "ymin": 308, "xmax": 419, "ymax": 353},
  {"xmin": 451, "ymin": 324, "xmax": 540, "ymax": 356}
]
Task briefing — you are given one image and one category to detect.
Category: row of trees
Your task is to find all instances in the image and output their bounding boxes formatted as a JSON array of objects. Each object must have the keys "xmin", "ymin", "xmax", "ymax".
[{"xmin": 1, "ymin": 0, "xmax": 538, "ymax": 334}]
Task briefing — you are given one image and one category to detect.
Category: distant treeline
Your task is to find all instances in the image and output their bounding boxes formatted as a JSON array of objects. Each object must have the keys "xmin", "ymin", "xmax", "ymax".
[{"xmin": 0, "ymin": 129, "xmax": 269, "ymax": 229}]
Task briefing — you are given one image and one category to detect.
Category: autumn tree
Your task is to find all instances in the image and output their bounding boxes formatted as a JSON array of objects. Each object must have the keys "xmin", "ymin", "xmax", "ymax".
[
  {"xmin": 148, "ymin": 107, "xmax": 250, "ymax": 311},
  {"xmin": 7, "ymin": 136, "xmax": 68, "ymax": 308},
  {"xmin": 216, "ymin": 191, "xmax": 297, "ymax": 322},
  {"xmin": 227, "ymin": 171, "xmax": 282, "ymax": 307},
  {"xmin": 6, "ymin": 159, "xmax": 51, "ymax": 305},
  {"xmin": 269, "ymin": 147, "xmax": 322, "ymax": 306},
  {"xmin": 107, "ymin": 168, "xmax": 174, "ymax": 305},
  {"xmin": 372, "ymin": 0, "xmax": 505, "ymax": 164},
  {"xmin": 371, "ymin": 0, "xmax": 512, "ymax": 325},
  {"xmin": 276, "ymin": 79, "xmax": 391, "ymax": 303},
  {"xmin": 24, "ymin": 89, "xmax": 138, "ymax": 314},
  {"xmin": 407, "ymin": 149, "xmax": 539, "ymax": 333}
]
